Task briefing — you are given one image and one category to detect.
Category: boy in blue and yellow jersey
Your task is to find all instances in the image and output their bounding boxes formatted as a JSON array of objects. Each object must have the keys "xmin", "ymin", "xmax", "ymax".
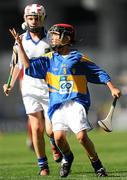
[{"xmin": 10, "ymin": 24, "xmax": 121, "ymax": 178}]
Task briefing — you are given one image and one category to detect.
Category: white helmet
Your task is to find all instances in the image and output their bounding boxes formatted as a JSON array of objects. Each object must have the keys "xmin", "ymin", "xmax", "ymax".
[{"xmin": 23, "ymin": 4, "xmax": 46, "ymax": 32}]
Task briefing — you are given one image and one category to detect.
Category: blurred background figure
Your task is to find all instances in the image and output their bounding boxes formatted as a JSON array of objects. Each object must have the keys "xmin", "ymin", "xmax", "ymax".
[
  {"xmin": 118, "ymin": 71, "xmax": 127, "ymax": 97},
  {"xmin": 1, "ymin": 0, "xmax": 127, "ymax": 132}
]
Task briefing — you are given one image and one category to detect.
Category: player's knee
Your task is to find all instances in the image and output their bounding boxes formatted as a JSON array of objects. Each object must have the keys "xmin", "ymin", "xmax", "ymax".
[
  {"xmin": 54, "ymin": 131, "xmax": 65, "ymax": 143},
  {"xmin": 45, "ymin": 126, "xmax": 53, "ymax": 137},
  {"xmin": 46, "ymin": 131, "xmax": 54, "ymax": 138},
  {"xmin": 45, "ymin": 119, "xmax": 53, "ymax": 136},
  {"xmin": 32, "ymin": 125, "xmax": 44, "ymax": 137},
  {"xmin": 76, "ymin": 130, "xmax": 88, "ymax": 144}
]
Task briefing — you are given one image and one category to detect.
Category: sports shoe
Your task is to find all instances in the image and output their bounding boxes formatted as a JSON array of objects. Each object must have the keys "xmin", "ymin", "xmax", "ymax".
[
  {"xmin": 39, "ymin": 164, "xmax": 50, "ymax": 176},
  {"xmin": 91, "ymin": 159, "xmax": 108, "ymax": 177},
  {"xmin": 96, "ymin": 168, "xmax": 108, "ymax": 177},
  {"xmin": 51, "ymin": 146, "xmax": 63, "ymax": 163},
  {"xmin": 60, "ymin": 152, "xmax": 74, "ymax": 177}
]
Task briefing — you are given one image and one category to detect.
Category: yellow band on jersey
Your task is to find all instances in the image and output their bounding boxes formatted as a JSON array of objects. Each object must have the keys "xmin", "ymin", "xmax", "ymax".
[{"xmin": 46, "ymin": 72, "xmax": 87, "ymax": 94}]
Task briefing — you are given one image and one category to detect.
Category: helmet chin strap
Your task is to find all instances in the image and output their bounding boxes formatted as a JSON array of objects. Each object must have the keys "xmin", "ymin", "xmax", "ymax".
[
  {"xmin": 27, "ymin": 26, "xmax": 42, "ymax": 33},
  {"xmin": 50, "ymin": 43, "xmax": 70, "ymax": 51},
  {"xmin": 21, "ymin": 22, "xmax": 42, "ymax": 33}
]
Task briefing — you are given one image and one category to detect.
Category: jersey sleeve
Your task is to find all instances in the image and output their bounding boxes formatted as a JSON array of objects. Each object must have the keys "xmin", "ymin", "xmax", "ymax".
[
  {"xmin": 80, "ymin": 56, "xmax": 111, "ymax": 84},
  {"xmin": 25, "ymin": 56, "xmax": 49, "ymax": 79}
]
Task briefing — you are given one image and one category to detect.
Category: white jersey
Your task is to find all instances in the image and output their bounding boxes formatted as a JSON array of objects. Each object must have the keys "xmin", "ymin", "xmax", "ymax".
[
  {"xmin": 13, "ymin": 30, "xmax": 50, "ymax": 115},
  {"xmin": 18, "ymin": 30, "xmax": 49, "ymax": 94}
]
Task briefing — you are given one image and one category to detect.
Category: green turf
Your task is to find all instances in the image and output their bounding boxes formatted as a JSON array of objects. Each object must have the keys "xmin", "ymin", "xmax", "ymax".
[{"xmin": 0, "ymin": 129, "xmax": 127, "ymax": 179}]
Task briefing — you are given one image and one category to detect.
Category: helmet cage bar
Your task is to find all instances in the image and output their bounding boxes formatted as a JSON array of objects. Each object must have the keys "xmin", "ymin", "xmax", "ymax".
[
  {"xmin": 47, "ymin": 24, "xmax": 75, "ymax": 49},
  {"xmin": 48, "ymin": 24, "xmax": 75, "ymax": 44}
]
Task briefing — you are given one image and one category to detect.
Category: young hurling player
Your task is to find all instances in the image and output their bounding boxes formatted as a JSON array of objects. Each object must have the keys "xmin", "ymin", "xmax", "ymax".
[
  {"xmin": 10, "ymin": 24, "xmax": 121, "ymax": 177},
  {"xmin": 3, "ymin": 4, "xmax": 62, "ymax": 176}
]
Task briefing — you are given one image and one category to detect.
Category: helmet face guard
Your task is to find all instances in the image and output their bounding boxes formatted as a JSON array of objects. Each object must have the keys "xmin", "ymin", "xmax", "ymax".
[
  {"xmin": 47, "ymin": 24, "xmax": 75, "ymax": 49},
  {"xmin": 23, "ymin": 4, "xmax": 46, "ymax": 32}
]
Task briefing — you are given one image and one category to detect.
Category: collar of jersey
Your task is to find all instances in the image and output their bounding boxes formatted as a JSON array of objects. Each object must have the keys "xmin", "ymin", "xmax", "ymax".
[{"xmin": 54, "ymin": 50, "xmax": 79, "ymax": 56}]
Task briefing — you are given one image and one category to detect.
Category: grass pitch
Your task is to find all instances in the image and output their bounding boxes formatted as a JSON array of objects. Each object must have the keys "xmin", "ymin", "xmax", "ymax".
[{"xmin": 0, "ymin": 129, "xmax": 127, "ymax": 180}]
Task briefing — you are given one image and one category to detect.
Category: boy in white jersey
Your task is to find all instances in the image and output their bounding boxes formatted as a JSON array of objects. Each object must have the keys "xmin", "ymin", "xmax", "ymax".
[{"xmin": 3, "ymin": 4, "xmax": 62, "ymax": 176}]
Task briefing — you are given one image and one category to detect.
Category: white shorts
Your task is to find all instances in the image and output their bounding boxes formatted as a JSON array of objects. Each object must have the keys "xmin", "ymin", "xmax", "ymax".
[
  {"xmin": 51, "ymin": 100, "xmax": 92, "ymax": 134},
  {"xmin": 21, "ymin": 86, "xmax": 49, "ymax": 120}
]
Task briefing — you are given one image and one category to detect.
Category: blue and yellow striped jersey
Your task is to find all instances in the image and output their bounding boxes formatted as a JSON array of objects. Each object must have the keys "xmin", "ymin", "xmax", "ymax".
[{"xmin": 26, "ymin": 50, "xmax": 111, "ymax": 119}]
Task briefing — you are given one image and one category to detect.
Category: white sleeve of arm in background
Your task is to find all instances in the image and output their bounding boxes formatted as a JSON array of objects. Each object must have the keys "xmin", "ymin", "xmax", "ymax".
[{"xmin": 10, "ymin": 43, "xmax": 23, "ymax": 70}]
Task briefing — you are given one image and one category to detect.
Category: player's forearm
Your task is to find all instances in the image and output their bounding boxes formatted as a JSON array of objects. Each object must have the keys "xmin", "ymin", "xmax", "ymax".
[
  {"xmin": 106, "ymin": 81, "xmax": 121, "ymax": 98},
  {"xmin": 106, "ymin": 81, "xmax": 116, "ymax": 91},
  {"xmin": 10, "ymin": 66, "xmax": 21, "ymax": 88}
]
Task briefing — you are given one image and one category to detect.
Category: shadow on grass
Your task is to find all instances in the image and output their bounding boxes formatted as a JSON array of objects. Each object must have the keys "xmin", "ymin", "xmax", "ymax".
[{"xmin": 72, "ymin": 170, "xmax": 127, "ymax": 178}]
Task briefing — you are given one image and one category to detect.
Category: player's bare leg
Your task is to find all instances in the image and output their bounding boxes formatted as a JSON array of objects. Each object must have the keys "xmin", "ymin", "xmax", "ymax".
[
  {"xmin": 29, "ymin": 111, "xmax": 49, "ymax": 176},
  {"xmin": 54, "ymin": 131, "xmax": 74, "ymax": 177},
  {"xmin": 45, "ymin": 120, "xmax": 62, "ymax": 163},
  {"xmin": 26, "ymin": 118, "xmax": 34, "ymax": 151},
  {"xmin": 76, "ymin": 130, "xmax": 107, "ymax": 177}
]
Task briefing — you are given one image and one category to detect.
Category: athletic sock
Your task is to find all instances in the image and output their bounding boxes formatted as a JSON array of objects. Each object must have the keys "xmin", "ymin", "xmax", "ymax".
[
  {"xmin": 63, "ymin": 151, "xmax": 74, "ymax": 162},
  {"xmin": 50, "ymin": 137, "xmax": 56, "ymax": 146},
  {"xmin": 91, "ymin": 159, "xmax": 103, "ymax": 171},
  {"xmin": 38, "ymin": 156, "xmax": 48, "ymax": 169}
]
